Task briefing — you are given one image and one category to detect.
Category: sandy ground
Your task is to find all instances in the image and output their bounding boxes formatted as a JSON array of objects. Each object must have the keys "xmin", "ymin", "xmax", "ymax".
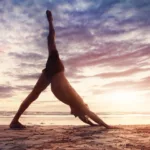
[{"xmin": 0, "ymin": 125, "xmax": 150, "ymax": 150}]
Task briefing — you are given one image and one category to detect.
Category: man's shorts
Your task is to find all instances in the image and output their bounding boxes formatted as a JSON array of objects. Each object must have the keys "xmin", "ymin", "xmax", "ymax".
[{"xmin": 43, "ymin": 50, "xmax": 64, "ymax": 80}]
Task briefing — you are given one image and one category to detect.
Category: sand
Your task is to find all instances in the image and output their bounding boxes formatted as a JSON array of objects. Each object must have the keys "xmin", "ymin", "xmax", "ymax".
[{"xmin": 0, "ymin": 125, "xmax": 150, "ymax": 150}]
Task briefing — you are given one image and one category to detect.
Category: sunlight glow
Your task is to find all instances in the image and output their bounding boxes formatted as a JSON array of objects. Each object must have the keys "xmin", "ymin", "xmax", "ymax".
[{"xmin": 107, "ymin": 90, "xmax": 139, "ymax": 104}]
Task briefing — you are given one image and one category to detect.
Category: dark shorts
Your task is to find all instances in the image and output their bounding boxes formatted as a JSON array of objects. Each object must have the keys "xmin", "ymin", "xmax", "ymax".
[{"xmin": 43, "ymin": 50, "xmax": 64, "ymax": 80}]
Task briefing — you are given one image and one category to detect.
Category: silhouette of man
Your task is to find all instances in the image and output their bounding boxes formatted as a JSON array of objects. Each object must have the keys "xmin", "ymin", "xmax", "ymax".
[{"xmin": 10, "ymin": 10, "xmax": 113, "ymax": 129}]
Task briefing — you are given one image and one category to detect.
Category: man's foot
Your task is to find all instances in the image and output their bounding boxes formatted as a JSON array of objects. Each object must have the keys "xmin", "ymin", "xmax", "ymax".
[
  {"xmin": 10, "ymin": 121, "xmax": 26, "ymax": 129},
  {"xmin": 46, "ymin": 10, "xmax": 53, "ymax": 22}
]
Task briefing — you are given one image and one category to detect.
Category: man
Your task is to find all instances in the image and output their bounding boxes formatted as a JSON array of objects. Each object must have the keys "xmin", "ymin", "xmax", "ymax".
[{"xmin": 10, "ymin": 10, "xmax": 113, "ymax": 129}]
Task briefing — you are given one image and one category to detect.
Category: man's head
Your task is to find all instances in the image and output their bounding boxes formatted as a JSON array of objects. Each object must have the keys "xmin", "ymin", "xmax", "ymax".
[{"xmin": 70, "ymin": 103, "xmax": 89, "ymax": 117}]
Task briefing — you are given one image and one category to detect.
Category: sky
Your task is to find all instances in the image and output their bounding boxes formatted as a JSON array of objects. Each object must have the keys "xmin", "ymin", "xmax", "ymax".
[{"xmin": 0, "ymin": 0, "xmax": 150, "ymax": 113}]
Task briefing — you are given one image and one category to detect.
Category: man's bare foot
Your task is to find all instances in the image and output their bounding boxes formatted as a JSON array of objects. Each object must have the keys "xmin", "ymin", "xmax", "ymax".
[
  {"xmin": 10, "ymin": 121, "xmax": 26, "ymax": 129},
  {"xmin": 46, "ymin": 10, "xmax": 53, "ymax": 22}
]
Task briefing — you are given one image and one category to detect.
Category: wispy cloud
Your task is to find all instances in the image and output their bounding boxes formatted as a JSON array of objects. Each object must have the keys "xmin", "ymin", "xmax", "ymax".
[
  {"xmin": 0, "ymin": 0, "xmax": 150, "ymax": 112},
  {"xmin": 0, "ymin": 85, "xmax": 14, "ymax": 98},
  {"xmin": 94, "ymin": 67, "xmax": 150, "ymax": 78}
]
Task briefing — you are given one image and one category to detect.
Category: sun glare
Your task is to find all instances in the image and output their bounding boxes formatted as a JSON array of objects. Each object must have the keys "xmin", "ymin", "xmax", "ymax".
[{"xmin": 107, "ymin": 90, "xmax": 138, "ymax": 104}]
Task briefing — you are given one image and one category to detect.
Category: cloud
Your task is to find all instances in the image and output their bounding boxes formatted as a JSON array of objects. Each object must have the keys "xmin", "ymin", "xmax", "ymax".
[
  {"xmin": 103, "ymin": 76, "xmax": 150, "ymax": 92},
  {"xmin": 64, "ymin": 42, "xmax": 150, "ymax": 70},
  {"xmin": 16, "ymin": 73, "xmax": 41, "ymax": 80},
  {"xmin": 94, "ymin": 67, "xmax": 150, "ymax": 78},
  {"xmin": 0, "ymin": 85, "xmax": 14, "ymax": 98},
  {"xmin": 1, "ymin": 0, "xmax": 150, "ymax": 102},
  {"xmin": 8, "ymin": 52, "xmax": 45, "ymax": 61},
  {"xmin": 14, "ymin": 85, "xmax": 34, "ymax": 92}
]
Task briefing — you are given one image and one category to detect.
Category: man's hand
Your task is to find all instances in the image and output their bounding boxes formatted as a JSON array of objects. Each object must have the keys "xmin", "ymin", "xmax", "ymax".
[
  {"xmin": 78, "ymin": 115, "xmax": 98, "ymax": 126},
  {"xmin": 70, "ymin": 106, "xmax": 98, "ymax": 126}
]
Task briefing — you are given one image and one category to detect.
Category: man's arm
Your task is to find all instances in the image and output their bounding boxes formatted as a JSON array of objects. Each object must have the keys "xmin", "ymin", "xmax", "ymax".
[
  {"xmin": 78, "ymin": 115, "xmax": 98, "ymax": 126},
  {"xmin": 70, "ymin": 105, "xmax": 98, "ymax": 126}
]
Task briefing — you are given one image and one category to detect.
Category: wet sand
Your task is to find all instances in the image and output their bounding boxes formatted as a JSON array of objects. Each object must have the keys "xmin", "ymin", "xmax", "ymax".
[{"xmin": 0, "ymin": 125, "xmax": 150, "ymax": 150}]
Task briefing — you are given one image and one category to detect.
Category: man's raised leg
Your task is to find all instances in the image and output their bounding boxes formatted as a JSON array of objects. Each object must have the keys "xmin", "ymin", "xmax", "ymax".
[
  {"xmin": 10, "ymin": 10, "xmax": 57, "ymax": 129},
  {"xmin": 46, "ymin": 10, "xmax": 57, "ymax": 54}
]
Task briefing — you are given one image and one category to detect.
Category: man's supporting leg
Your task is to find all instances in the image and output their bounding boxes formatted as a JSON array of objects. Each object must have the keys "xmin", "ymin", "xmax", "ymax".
[{"xmin": 10, "ymin": 72, "xmax": 50, "ymax": 128}]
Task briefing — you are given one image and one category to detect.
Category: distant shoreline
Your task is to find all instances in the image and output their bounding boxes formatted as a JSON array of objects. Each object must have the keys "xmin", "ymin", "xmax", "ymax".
[
  {"xmin": 0, "ymin": 112, "xmax": 150, "ymax": 126},
  {"xmin": 1, "ymin": 110, "xmax": 150, "ymax": 116}
]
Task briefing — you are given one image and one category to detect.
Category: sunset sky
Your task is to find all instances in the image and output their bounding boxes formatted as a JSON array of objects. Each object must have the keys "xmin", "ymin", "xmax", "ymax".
[{"xmin": 0, "ymin": 0, "xmax": 150, "ymax": 113}]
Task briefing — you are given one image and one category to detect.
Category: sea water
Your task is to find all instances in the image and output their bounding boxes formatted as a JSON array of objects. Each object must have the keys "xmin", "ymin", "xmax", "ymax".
[{"xmin": 0, "ymin": 111, "xmax": 150, "ymax": 125}]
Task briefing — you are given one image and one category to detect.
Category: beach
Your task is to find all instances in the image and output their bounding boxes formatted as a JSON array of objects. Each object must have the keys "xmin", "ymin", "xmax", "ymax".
[{"xmin": 0, "ymin": 125, "xmax": 150, "ymax": 150}]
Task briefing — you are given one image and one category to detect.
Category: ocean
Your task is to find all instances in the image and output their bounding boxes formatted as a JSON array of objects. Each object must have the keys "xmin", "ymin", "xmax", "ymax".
[{"xmin": 1, "ymin": 111, "xmax": 150, "ymax": 126}]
